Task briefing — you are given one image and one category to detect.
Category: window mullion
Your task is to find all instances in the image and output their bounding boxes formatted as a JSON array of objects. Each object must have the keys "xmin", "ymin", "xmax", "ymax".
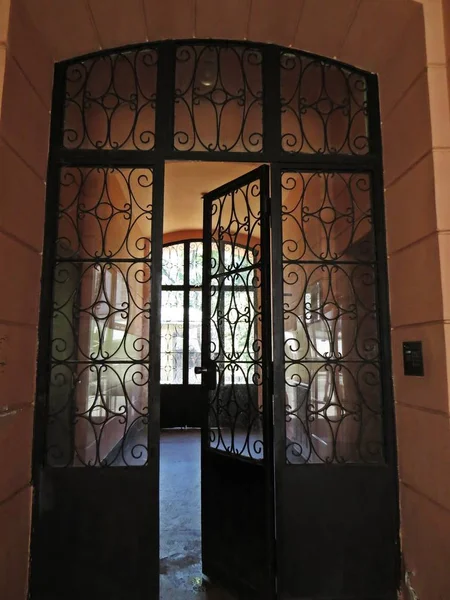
[{"xmin": 183, "ymin": 241, "xmax": 190, "ymax": 386}]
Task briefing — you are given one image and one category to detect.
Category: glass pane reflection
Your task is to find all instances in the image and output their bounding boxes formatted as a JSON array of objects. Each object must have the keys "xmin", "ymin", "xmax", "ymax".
[
  {"xmin": 280, "ymin": 51, "xmax": 369, "ymax": 155},
  {"xmin": 64, "ymin": 47, "xmax": 158, "ymax": 151},
  {"xmin": 281, "ymin": 170, "xmax": 383, "ymax": 464},
  {"xmin": 47, "ymin": 166, "xmax": 153, "ymax": 467},
  {"xmin": 174, "ymin": 45, "xmax": 263, "ymax": 153}
]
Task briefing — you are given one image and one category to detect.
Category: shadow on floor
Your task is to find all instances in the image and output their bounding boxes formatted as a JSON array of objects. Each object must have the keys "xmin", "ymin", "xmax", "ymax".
[{"xmin": 160, "ymin": 429, "xmax": 237, "ymax": 600}]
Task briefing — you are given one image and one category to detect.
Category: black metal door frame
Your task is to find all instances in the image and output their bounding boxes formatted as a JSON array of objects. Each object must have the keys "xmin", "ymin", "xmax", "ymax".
[
  {"xmin": 270, "ymin": 158, "xmax": 399, "ymax": 599},
  {"xmin": 30, "ymin": 39, "xmax": 399, "ymax": 600}
]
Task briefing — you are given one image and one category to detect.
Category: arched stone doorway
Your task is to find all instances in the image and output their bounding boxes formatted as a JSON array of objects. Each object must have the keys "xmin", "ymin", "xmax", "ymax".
[
  {"xmin": 1, "ymin": 2, "xmax": 450, "ymax": 600},
  {"xmin": 28, "ymin": 39, "xmax": 398, "ymax": 600}
]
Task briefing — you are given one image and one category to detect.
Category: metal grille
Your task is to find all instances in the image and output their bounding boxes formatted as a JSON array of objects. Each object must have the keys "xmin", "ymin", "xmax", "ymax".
[
  {"xmin": 63, "ymin": 47, "xmax": 158, "ymax": 151},
  {"xmin": 37, "ymin": 40, "xmax": 391, "ymax": 471},
  {"xmin": 46, "ymin": 166, "xmax": 153, "ymax": 466},
  {"xmin": 55, "ymin": 41, "xmax": 379, "ymax": 165},
  {"xmin": 32, "ymin": 37, "xmax": 398, "ymax": 600},
  {"xmin": 280, "ymin": 171, "xmax": 383, "ymax": 464},
  {"xmin": 280, "ymin": 51, "xmax": 369, "ymax": 155},
  {"xmin": 174, "ymin": 45, "xmax": 263, "ymax": 153},
  {"xmin": 205, "ymin": 174, "xmax": 266, "ymax": 460}
]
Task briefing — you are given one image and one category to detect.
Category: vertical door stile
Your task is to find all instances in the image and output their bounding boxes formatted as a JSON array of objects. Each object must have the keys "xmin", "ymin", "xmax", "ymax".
[
  {"xmin": 260, "ymin": 166, "xmax": 276, "ymax": 599},
  {"xmin": 148, "ymin": 161, "xmax": 165, "ymax": 598},
  {"xmin": 271, "ymin": 163, "xmax": 399, "ymax": 600}
]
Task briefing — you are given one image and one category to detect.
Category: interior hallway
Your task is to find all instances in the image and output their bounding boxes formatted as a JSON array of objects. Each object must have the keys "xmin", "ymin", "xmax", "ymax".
[{"xmin": 160, "ymin": 429, "xmax": 236, "ymax": 600}]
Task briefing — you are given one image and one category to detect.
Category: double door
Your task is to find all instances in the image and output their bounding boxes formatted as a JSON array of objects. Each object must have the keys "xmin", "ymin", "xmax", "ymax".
[
  {"xmin": 31, "ymin": 163, "xmax": 398, "ymax": 600},
  {"xmin": 200, "ymin": 165, "xmax": 398, "ymax": 599}
]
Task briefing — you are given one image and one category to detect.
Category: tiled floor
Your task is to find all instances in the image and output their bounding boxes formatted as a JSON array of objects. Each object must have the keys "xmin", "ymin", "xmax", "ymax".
[{"xmin": 160, "ymin": 429, "xmax": 237, "ymax": 600}]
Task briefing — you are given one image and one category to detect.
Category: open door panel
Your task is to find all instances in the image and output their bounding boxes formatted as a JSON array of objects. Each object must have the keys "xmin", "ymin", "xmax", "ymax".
[{"xmin": 199, "ymin": 165, "xmax": 275, "ymax": 599}]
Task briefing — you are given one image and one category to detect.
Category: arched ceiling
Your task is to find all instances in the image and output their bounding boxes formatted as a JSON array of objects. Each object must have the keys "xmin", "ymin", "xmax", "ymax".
[
  {"xmin": 164, "ymin": 161, "xmax": 259, "ymax": 233},
  {"xmin": 21, "ymin": 0, "xmax": 420, "ymax": 75}
]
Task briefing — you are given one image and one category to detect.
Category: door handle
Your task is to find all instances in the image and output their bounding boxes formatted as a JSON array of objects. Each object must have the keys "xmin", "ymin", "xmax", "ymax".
[{"xmin": 194, "ymin": 361, "xmax": 217, "ymax": 390}]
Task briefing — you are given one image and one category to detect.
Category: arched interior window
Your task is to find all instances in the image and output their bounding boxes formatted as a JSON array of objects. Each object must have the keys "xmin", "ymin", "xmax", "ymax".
[
  {"xmin": 161, "ymin": 239, "xmax": 256, "ymax": 385},
  {"xmin": 161, "ymin": 240, "xmax": 203, "ymax": 385}
]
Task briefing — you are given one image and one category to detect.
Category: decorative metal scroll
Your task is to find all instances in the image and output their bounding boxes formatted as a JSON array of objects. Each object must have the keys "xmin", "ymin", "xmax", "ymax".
[
  {"xmin": 174, "ymin": 45, "xmax": 263, "ymax": 152},
  {"xmin": 60, "ymin": 42, "xmax": 376, "ymax": 158},
  {"xmin": 281, "ymin": 171, "xmax": 383, "ymax": 464},
  {"xmin": 207, "ymin": 180, "xmax": 263, "ymax": 459},
  {"xmin": 280, "ymin": 51, "xmax": 369, "ymax": 155},
  {"xmin": 63, "ymin": 48, "xmax": 158, "ymax": 150},
  {"xmin": 46, "ymin": 166, "xmax": 153, "ymax": 467},
  {"xmin": 49, "ymin": 41, "xmax": 384, "ymax": 470}
]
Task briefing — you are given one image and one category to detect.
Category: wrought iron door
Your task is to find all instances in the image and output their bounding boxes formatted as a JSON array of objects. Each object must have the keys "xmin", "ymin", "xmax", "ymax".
[
  {"xmin": 271, "ymin": 166, "xmax": 399, "ymax": 599},
  {"xmin": 199, "ymin": 166, "xmax": 275, "ymax": 598},
  {"xmin": 31, "ymin": 40, "xmax": 399, "ymax": 600},
  {"xmin": 31, "ymin": 163, "xmax": 163, "ymax": 600}
]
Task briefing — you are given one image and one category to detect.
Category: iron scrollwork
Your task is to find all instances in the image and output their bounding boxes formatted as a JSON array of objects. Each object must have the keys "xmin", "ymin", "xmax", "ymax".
[
  {"xmin": 47, "ymin": 41, "xmax": 386, "ymax": 470},
  {"xmin": 64, "ymin": 47, "xmax": 158, "ymax": 150},
  {"xmin": 207, "ymin": 178, "xmax": 264, "ymax": 460},
  {"xmin": 281, "ymin": 171, "xmax": 383, "ymax": 464},
  {"xmin": 46, "ymin": 166, "xmax": 153, "ymax": 467},
  {"xmin": 57, "ymin": 166, "xmax": 153, "ymax": 260},
  {"xmin": 280, "ymin": 51, "xmax": 369, "ymax": 155},
  {"xmin": 60, "ymin": 42, "xmax": 375, "ymax": 159},
  {"xmin": 174, "ymin": 45, "xmax": 263, "ymax": 153}
]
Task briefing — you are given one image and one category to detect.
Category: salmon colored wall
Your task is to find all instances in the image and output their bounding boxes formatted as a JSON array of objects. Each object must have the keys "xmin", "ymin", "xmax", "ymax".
[
  {"xmin": 0, "ymin": 0, "xmax": 450, "ymax": 599},
  {"xmin": 383, "ymin": 3, "xmax": 450, "ymax": 599},
  {"xmin": 60, "ymin": 169, "xmax": 151, "ymax": 465},
  {"xmin": 0, "ymin": 0, "xmax": 53, "ymax": 597}
]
